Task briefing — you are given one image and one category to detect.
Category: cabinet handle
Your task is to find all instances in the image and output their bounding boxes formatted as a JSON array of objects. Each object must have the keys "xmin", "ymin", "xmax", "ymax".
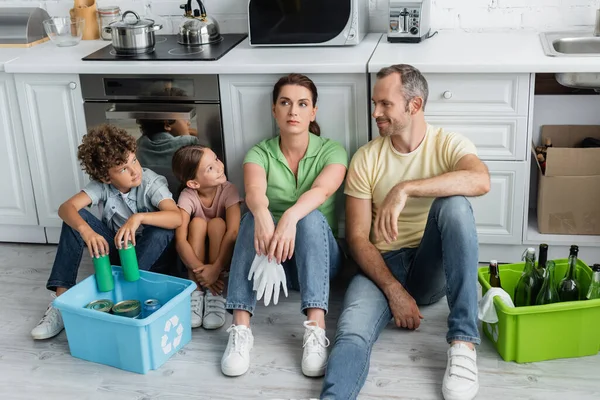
[
  {"xmin": 69, "ymin": 82, "xmax": 77, "ymax": 90},
  {"xmin": 442, "ymin": 90, "xmax": 452, "ymax": 99}
]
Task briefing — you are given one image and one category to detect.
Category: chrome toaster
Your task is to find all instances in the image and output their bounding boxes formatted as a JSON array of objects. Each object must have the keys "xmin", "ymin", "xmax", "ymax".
[{"xmin": 387, "ymin": 0, "xmax": 431, "ymax": 43}]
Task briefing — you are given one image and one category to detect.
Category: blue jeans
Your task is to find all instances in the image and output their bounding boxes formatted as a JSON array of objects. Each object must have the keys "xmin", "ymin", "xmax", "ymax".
[
  {"xmin": 321, "ymin": 196, "xmax": 480, "ymax": 400},
  {"xmin": 47, "ymin": 208, "xmax": 175, "ymax": 291},
  {"xmin": 226, "ymin": 209, "xmax": 343, "ymax": 315}
]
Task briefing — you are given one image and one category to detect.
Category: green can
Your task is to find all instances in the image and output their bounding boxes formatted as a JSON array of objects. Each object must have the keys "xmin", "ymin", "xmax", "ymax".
[
  {"xmin": 85, "ymin": 299, "xmax": 114, "ymax": 313},
  {"xmin": 118, "ymin": 241, "xmax": 140, "ymax": 282},
  {"xmin": 112, "ymin": 300, "xmax": 141, "ymax": 318},
  {"xmin": 92, "ymin": 254, "xmax": 114, "ymax": 292}
]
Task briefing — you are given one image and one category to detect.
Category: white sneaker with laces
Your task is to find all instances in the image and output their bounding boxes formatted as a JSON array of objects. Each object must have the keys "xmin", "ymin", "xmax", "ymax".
[
  {"xmin": 301, "ymin": 320, "xmax": 330, "ymax": 377},
  {"xmin": 203, "ymin": 292, "xmax": 227, "ymax": 330},
  {"xmin": 190, "ymin": 290, "xmax": 204, "ymax": 329},
  {"xmin": 31, "ymin": 294, "xmax": 64, "ymax": 340},
  {"xmin": 442, "ymin": 343, "xmax": 479, "ymax": 400},
  {"xmin": 221, "ymin": 324, "xmax": 253, "ymax": 376}
]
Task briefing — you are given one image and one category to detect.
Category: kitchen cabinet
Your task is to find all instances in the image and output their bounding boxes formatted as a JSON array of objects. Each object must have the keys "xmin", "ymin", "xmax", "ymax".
[
  {"xmin": 0, "ymin": 73, "xmax": 44, "ymax": 242},
  {"xmin": 14, "ymin": 74, "xmax": 88, "ymax": 233}
]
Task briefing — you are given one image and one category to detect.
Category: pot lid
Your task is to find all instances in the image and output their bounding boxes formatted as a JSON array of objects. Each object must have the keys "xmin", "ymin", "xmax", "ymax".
[{"xmin": 110, "ymin": 10, "xmax": 154, "ymax": 28}]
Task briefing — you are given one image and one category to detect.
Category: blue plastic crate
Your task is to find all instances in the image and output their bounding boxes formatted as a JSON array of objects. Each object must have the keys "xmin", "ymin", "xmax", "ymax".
[{"xmin": 53, "ymin": 266, "xmax": 196, "ymax": 374}]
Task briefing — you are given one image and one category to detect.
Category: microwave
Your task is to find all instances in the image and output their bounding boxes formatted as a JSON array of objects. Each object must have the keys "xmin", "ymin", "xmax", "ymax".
[{"xmin": 248, "ymin": 0, "xmax": 369, "ymax": 47}]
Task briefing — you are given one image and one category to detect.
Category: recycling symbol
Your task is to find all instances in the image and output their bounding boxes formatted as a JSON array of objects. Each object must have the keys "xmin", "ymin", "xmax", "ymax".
[{"xmin": 161, "ymin": 315, "xmax": 184, "ymax": 354}]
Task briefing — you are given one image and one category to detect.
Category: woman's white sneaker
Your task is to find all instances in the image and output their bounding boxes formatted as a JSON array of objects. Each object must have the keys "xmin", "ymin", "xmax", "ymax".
[
  {"xmin": 203, "ymin": 292, "xmax": 226, "ymax": 330},
  {"xmin": 442, "ymin": 343, "xmax": 479, "ymax": 400},
  {"xmin": 31, "ymin": 294, "xmax": 64, "ymax": 340},
  {"xmin": 301, "ymin": 321, "xmax": 330, "ymax": 377},
  {"xmin": 190, "ymin": 290, "xmax": 204, "ymax": 328},
  {"xmin": 221, "ymin": 324, "xmax": 253, "ymax": 376}
]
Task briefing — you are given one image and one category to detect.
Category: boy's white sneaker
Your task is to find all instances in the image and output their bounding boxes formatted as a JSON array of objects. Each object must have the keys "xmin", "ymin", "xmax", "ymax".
[
  {"xmin": 203, "ymin": 292, "xmax": 226, "ymax": 330},
  {"xmin": 31, "ymin": 294, "xmax": 64, "ymax": 340},
  {"xmin": 221, "ymin": 324, "xmax": 253, "ymax": 376},
  {"xmin": 301, "ymin": 321, "xmax": 330, "ymax": 377},
  {"xmin": 442, "ymin": 343, "xmax": 479, "ymax": 400},
  {"xmin": 190, "ymin": 290, "xmax": 204, "ymax": 329}
]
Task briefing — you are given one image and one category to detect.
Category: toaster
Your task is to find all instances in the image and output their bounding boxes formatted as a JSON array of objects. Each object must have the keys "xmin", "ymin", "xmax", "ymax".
[{"xmin": 387, "ymin": 0, "xmax": 431, "ymax": 43}]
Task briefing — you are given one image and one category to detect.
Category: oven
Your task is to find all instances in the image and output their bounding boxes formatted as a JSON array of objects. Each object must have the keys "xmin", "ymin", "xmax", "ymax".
[{"xmin": 81, "ymin": 74, "xmax": 224, "ymax": 195}]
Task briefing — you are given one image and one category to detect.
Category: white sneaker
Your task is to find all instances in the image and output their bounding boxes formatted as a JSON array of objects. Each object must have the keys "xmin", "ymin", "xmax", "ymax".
[
  {"xmin": 203, "ymin": 292, "xmax": 226, "ymax": 330},
  {"xmin": 190, "ymin": 290, "xmax": 204, "ymax": 329},
  {"xmin": 442, "ymin": 343, "xmax": 479, "ymax": 400},
  {"xmin": 31, "ymin": 294, "xmax": 64, "ymax": 340},
  {"xmin": 221, "ymin": 324, "xmax": 253, "ymax": 376},
  {"xmin": 301, "ymin": 321, "xmax": 330, "ymax": 377}
]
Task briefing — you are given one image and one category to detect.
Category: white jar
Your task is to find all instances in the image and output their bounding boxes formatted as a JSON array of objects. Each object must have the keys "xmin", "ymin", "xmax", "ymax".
[{"xmin": 98, "ymin": 6, "xmax": 122, "ymax": 40}]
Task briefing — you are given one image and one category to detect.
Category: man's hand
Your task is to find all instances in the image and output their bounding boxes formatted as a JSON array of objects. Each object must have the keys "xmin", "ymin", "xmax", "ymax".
[
  {"xmin": 115, "ymin": 214, "xmax": 143, "ymax": 248},
  {"xmin": 385, "ymin": 283, "xmax": 424, "ymax": 330},
  {"xmin": 374, "ymin": 184, "xmax": 408, "ymax": 244}
]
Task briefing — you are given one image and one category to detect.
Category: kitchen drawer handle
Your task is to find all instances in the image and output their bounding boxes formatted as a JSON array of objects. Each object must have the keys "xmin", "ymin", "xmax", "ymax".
[
  {"xmin": 105, "ymin": 105, "xmax": 196, "ymax": 120},
  {"xmin": 69, "ymin": 82, "xmax": 77, "ymax": 90},
  {"xmin": 442, "ymin": 90, "xmax": 452, "ymax": 99}
]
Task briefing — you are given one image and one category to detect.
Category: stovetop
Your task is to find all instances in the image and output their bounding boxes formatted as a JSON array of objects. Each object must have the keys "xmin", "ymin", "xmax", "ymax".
[{"xmin": 82, "ymin": 33, "xmax": 247, "ymax": 61}]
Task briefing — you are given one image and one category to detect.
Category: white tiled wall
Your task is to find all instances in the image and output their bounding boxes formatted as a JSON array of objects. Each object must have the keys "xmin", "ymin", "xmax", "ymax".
[{"xmin": 1, "ymin": 0, "xmax": 599, "ymax": 33}]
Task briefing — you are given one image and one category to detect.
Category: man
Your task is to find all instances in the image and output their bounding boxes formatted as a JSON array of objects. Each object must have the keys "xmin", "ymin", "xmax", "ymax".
[{"xmin": 321, "ymin": 64, "xmax": 490, "ymax": 400}]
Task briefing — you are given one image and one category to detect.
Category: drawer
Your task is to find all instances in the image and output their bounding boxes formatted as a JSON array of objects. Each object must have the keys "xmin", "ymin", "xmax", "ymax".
[
  {"xmin": 424, "ymin": 73, "xmax": 530, "ymax": 116},
  {"xmin": 470, "ymin": 161, "xmax": 526, "ymax": 245},
  {"xmin": 426, "ymin": 116, "xmax": 527, "ymax": 161}
]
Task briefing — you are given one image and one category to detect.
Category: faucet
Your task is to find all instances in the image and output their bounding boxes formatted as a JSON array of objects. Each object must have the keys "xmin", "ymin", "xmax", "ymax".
[{"xmin": 595, "ymin": 8, "xmax": 600, "ymax": 36}]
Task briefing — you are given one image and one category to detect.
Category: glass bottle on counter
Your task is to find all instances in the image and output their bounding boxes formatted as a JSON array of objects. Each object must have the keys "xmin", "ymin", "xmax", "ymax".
[
  {"xmin": 514, "ymin": 248, "xmax": 541, "ymax": 307},
  {"xmin": 536, "ymin": 261, "xmax": 560, "ymax": 305},
  {"xmin": 558, "ymin": 245, "xmax": 581, "ymax": 302},
  {"xmin": 489, "ymin": 260, "xmax": 502, "ymax": 288},
  {"xmin": 585, "ymin": 264, "xmax": 600, "ymax": 300}
]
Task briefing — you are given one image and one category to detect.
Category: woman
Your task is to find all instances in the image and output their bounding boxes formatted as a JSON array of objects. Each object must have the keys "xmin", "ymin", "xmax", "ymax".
[{"xmin": 221, "ymin": 74, "xmax": 348, "ymax": 378}]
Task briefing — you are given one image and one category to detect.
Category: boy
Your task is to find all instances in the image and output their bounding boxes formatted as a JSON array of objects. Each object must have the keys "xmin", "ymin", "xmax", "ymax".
[{"xmin": 31, "ymin": 124, "xmax": 182, "ymax": 340}]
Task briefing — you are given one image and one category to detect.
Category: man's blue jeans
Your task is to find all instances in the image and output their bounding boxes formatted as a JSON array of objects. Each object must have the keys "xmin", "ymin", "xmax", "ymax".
[
  {"xmin": 226, "ymin": 209, "xmax": 343, "ymax": 316},
  {"xmin": 47, "ymin": 208, "xmax": 175, "ymax": 291},
  {"xmin": 321, "ymin": 196, "xmax": 480, "ymax": 400}
]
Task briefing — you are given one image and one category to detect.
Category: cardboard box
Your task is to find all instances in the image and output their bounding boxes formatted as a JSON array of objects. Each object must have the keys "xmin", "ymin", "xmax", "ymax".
[{"xmin": 535, "ymin": 125, "xmax": 600, "ymax": 235}]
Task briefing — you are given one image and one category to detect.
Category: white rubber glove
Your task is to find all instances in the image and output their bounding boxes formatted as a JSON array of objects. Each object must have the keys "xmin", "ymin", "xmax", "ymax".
[
  {"xmin": 248, "ymin": 254, "xmax": 268, "ymax": 291},
  {"xmin": 247, "ymin": 254, "xmax": 288, "ymax": 306}
]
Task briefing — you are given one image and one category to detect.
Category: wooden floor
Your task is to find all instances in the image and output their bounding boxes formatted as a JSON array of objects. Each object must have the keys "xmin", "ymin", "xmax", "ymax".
[{"xmin": 1, "ymin": 242, "xmax": 599, "ymax": 400}]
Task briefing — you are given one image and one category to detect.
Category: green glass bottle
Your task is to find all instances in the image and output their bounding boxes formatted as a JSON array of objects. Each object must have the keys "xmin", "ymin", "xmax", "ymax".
[
  {"xmin": 530, "ymin": 244, "xmax": 548, "ymax": 303},
  {"xmin": 558, "ymin": 245, "xmax": 580, "ymax": 302},
  {"xmin": 585, "ymin": 264, "xmax": 600, "ymax": 300},
  {"xmin": 536, "ymin": 261, "xmax": 560, "ymax": 305},
  {"xmin": 514, "ymin": 248, "xmax": 541, "ymax": 307},
  {"xmin": 489, "ymin": 260, "xmax": 502, "ymax": 288}
]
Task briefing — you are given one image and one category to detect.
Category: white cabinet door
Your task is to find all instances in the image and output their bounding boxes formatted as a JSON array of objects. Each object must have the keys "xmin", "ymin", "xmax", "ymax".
[
  {"xmin": 220, "ymin": 74, "xmax": 370, "ymax": 194},
  {"xmin": 15, "ymin": 74, "xmax": 88, "ymax": 228},
  {"xmin": 0, "ymin": 73, "xmax": 38, "ymax": 226},
  {"xmin": 471, "ymin": 161, "xmax": 526, "ymax": 245}
]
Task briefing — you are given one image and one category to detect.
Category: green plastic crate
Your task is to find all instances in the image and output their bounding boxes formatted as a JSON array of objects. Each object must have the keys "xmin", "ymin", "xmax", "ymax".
[{"xmin": 478, "ymin": 258, "xmax": 600, "ymax": 363}]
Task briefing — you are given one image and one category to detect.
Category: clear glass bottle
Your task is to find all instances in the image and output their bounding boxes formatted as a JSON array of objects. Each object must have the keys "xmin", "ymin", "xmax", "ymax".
[
  {"xmin": 585, "ymin": 264, "xmax": 600, "ymax": 300},
  {"xmin": 558, "ymin": 245, "xmax": 580, "ymax": 302},
  {"xmin": 514, "ymin": 248, "xmax": 541, "ymax": 307},
  {"xmin": 98, "ymin": 6, "xmax": 122, "ymax": 40},
  {"xmin": 489, "ymin": 259, "xmax": 502, "ymax": 288},
  {"xmin": 536, "ymin": 260, "xmax": 560, "ymax": 305}
]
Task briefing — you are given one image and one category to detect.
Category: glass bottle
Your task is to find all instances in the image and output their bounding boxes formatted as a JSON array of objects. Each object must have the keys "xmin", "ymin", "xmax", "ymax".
[
  {"xmin": 514, "ymin": 248, "xmax": 541, "ymax": 307},
  {"xmin": 536, "ymin": 260, "xmax": 560, "ymax": 305},
  {"xmin": 530, "ymin": 244, "xmax": 548, "ymax": 302},
  {"xmin": 585, "ymin": 264, "xmax": 600, "ymax": 300},
  {"xmin": 558, "ymin": 245, "xmax": 580, "ymax": 302},
  {"xmin": 489, "ymin": 260, "xmax": 502, "ymax": 288}
]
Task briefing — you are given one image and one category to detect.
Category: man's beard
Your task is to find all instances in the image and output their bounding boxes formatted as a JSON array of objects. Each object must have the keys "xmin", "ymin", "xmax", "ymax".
[{"xmin": 377, "ymin": 118, "xmax": 404, "ymax": 137}]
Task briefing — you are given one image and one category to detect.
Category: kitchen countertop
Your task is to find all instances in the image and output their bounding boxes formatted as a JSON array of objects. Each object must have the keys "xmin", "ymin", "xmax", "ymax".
[
  {"xmin": 369, "ymin": 30, "xmax": 600, "ymax": 73},
  {"xmin": 0, "ymin": 48, "xmax": 27, "ymax": 72},
  {"xmin": 3, "ymin": 33, "xmax": 383, "ymax": 75}
]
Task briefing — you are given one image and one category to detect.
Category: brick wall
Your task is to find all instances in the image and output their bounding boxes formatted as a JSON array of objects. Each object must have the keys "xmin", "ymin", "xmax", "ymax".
[{"xmin": 1, "ymin": 0, "xmax": 598, "ymax": 34}]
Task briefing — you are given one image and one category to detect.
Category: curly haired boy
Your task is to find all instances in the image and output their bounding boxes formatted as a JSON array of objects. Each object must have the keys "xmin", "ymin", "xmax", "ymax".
[{"xmin": 31, "ymin": 124, "xmax": 182, "ymax": 340}]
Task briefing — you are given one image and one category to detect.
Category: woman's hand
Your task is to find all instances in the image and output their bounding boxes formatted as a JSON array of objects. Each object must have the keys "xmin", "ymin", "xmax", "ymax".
[
  {"xmin": 115, "ymin": 214, "xmax": 142, "ymax": 249},
  {"xmin": 254, "ymin": 208, "xmax": 275, "ymax": 257},
  {"xmin": 268, "ymin": 211, "xmax": 298, "ymax": 264}
]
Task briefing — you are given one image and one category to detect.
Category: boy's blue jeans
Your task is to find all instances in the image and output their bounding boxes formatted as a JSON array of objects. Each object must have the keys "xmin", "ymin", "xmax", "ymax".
[
  {"xmin": 46, "ymin": 209, "xmax": 175, "ymax": 291},
  {"xmin": 226, "ymin": 209, "xmax": 343, "ymax": 316}
]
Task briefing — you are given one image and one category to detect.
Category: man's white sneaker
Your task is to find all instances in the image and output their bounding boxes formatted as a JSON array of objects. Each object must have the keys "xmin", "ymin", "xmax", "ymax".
[
  {"xmin": 31, "ymin": 294, "xmax": 64, "ymax": 340},
  {"xmin": 203, "ymin": 292, "xmax": 226, "ymax": 330},
  {"xmin": 442, "ymin": 343, "xmax": 479, "ymax": 400},
  {"xmin": 190, "ymin": 290, "xmax": 204, "ymax": 329},
  {"xmin": 221, "ymin": 324, "xmax": 253, "ymax": 377},
  {"xmin": 301, "ymin": 321, "xmax": 330, "ymax": 377}
]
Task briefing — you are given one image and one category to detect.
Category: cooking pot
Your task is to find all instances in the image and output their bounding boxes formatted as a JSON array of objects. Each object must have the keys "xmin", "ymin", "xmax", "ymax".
[
  {"xmin": 178, "ymin": 0, "xmax": 222, "ymax": 46},
  {"xmin": 104, "ymin": 10, "xmax": 162, "ymax": 54}
]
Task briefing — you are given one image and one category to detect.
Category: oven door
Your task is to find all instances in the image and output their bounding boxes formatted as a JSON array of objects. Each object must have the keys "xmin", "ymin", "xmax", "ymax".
[{"xmin": 84, "ymin": 102, "xmax": 224, "ymax": 195}]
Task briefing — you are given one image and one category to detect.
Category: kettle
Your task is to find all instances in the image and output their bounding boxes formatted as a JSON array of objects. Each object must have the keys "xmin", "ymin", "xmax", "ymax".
[{"xmin": 178, "ymin": 0, "xmax": 222, "ymax": 46}]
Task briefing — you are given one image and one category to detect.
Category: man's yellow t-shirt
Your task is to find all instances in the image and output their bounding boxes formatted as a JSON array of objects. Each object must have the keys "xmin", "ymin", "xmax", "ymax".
[{"xmin": 344, "ymin": 124, "xmax": 478, "ymax": 252}]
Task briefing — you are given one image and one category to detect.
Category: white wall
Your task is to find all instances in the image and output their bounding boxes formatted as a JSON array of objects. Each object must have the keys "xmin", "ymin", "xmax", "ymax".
[{"xmin": 1, "ymin": 0, "xmax": 599, "ymax": 34}]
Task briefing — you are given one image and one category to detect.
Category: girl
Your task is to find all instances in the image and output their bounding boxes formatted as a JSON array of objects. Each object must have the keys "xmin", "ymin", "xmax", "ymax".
[{"xmin": 172, "ymin": 145, "xmax": 242, "ymax": 330}]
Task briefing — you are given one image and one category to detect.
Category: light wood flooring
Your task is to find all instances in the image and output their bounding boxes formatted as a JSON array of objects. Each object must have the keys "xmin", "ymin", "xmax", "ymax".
[{"xmin": 0, "ymin": 243, "xmax": 599, "ymax": 400}]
